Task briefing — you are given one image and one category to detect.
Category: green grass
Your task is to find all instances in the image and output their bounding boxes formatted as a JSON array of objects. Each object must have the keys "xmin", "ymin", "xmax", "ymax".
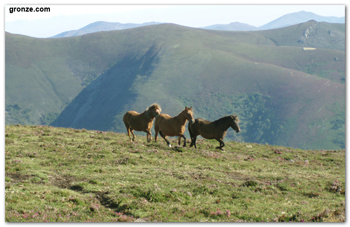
[{"xmin": 5, "ymin": 125, "xmax": 345, "ymax": 222}]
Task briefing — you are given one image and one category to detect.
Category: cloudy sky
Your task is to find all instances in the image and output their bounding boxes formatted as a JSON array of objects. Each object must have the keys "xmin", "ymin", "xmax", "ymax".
[{"xmin": 4, "ymin": 1, "xmax": 346, "ymax": 38}]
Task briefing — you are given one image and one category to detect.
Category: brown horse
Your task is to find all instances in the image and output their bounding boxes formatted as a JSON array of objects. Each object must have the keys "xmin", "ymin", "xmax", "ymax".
[
  {"xmin": 154, "ymin": 106, "xmax": 194, "ymax": 147},
  {"xmin": 123, "ymin": 103, "xmax": 162, "ymax": 142},
  {"xmin": 188, "ymin": 115, "xmax": 240, "ymax": 150}
]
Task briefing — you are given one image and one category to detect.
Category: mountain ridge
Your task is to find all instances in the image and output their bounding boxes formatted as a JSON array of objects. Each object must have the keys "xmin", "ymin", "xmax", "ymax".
[
  {"xmin": 52, "ymin": 21, "xmax": 162, "ymax": 38},
  {"xmin": 49, "ymin": 11, "xmax": 345, "ymax": 37},
  {"xmin": 6, "ymin": 22, "xmax": 345, "ymax": 150}
]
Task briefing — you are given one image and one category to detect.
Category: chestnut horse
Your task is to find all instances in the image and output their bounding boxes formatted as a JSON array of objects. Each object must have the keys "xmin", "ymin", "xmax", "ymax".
[
  {"xmin": 123, "ymin": 103, "xmax": 162, "ymax": 142},
  {"xmin": 188, "ymin": 115, "xmax": 240, "ymax": 150},
  {"xmin": 154, "ymin": 106, "xmax": 194, "ymax": 147}
]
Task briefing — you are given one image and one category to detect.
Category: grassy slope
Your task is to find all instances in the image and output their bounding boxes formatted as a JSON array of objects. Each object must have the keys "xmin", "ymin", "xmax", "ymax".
[{"xmin": 5, "ymin": 125, "xmax": 345, "ymax": 222}]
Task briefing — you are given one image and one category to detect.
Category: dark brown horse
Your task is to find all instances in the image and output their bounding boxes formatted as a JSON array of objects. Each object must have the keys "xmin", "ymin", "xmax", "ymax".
[
  {"xmin": 154, "ymin": 106, "xmax": 194, "ymax": 147},
  {"xmin": 188, "ymin": 115, "xmax": 240, "ymax": 150},
  {"xmin": 123, "ymin": 103, "xmax": 162, "ymax": 142}
]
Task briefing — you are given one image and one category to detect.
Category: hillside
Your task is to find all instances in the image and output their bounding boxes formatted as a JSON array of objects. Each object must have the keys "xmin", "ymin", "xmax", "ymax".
[
  {"xmin": 6, "ymin": 22, "xmax": 345, "ymax": 150},
  {"xmin": 5, "ymin": 125, "xmax": 345, "ymax": 222},
  {"xmin": 255, "ymin": 20, "xmax": 345, "ymax": 51},
  {"xmin": 5, "ymin": 33, "xmax": 117, "ymax": 125}
]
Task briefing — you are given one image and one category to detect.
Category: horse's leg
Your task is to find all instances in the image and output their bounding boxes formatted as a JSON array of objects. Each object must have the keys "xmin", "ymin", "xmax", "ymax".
[
  {"xmin": 178, "ymin": 136, "xmax": 181, "ymax": 146},
  {"xmin": 154, "ymin": 125, "xmax": 159, "ymax": 142},
  {"xmin": 123, "ymin": 118, "xmax": 131, "ymax": 141},
  {"xmin": 126, "ymin": 128, "xmax": 132, "ymax": 141},
  {"xmin": 154, "ymin": 130, "xmax": 158, "ymax": 142},
  {"xmin": 146, "ymin": 131, "xmax": 152, "ymax": 143},
  {"xmin": 188, "ymin": 122, "xmax": 197, "ymax": 148},
  {"xmin": 189, "ymin": 133, "xmax": 196, "ymax": 148},
  {"xmin": 159, "ymin": 131, "xmax": 171, "ymax": 147},
  {"xmin": 191, "ymin": 136, "xmax": 197, "ymax": 148},
  {"xmin": 220, "ymin": 140, "xmax": 225, "ymax": 149},
  {"xmin": 215, "ymin": 139, "xmax": 225, "ymax": 150},
  {"xmin": 181, "ymin": 135, "xmax": 187, "ymax": 147},
  {"xmin": 124, "ymin": 121, "xmax": 133, "ymax": 142},
  {"xmin": 189, "ymin": 131, "xmax": 198, "ymax": 148},
  {"xmin": 130, "ymin": 129, "xmax": 136, "ymax": 142}
]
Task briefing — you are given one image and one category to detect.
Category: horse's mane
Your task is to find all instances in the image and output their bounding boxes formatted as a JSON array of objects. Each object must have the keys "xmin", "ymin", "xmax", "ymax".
[
  {"xmin": 215, "ymin": 115, "xmax": 239, "ymax": 123},
  {"xmin": 146, "ymin": 103, "xmax": 161, "ymax": 112}
]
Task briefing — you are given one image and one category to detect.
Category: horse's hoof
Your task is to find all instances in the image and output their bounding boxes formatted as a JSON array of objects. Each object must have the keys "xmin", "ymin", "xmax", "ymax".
[
  {"xmin": 168, "ymin": 144, "xmax": 172, "ymax": 148},
  {"xmin": 215, "ymin": 147, "xmax": 224, "ymax": 151}
]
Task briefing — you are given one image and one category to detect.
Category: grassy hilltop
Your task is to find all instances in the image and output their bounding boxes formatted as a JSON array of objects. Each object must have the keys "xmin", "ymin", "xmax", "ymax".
[{"xmin": 5, "ymin": 125, "xmax": 345, "ymax": 222}]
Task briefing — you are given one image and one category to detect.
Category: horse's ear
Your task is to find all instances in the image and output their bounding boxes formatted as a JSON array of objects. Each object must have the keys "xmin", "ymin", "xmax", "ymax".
[{"xmin": 231, "ymin": 115, "xmax": 239, "ymax": 121}]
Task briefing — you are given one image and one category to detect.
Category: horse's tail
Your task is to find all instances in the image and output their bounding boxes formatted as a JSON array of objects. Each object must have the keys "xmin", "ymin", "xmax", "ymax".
[
  {"xmin": 188, "ymin": 119, "xmax": 194, "ymax": 140},
  {"xmin": 122, "ymin": 112, "xmax": 129, "ymax": 128}
]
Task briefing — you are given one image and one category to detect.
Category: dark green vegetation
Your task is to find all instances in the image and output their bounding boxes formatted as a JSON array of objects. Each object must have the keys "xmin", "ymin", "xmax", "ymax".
[
  {"xmin": 5, "ymin": 125, "xmax": 345, "ymax": 222},
  {"xmin": 6, "ymin": 21, "xmax": 345, "ymax": 150}
]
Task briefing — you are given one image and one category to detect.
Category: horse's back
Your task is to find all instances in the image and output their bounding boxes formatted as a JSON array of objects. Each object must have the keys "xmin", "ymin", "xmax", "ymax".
[
  {"xmin": 192, "ymin": 118, "xmax": 212, "ymax": 128},
  {"xmin": 192, "ymin": 118, "xmax": 219, "ymax": 139},
  {"xmin": 123, "ymin": 110, "xmax": 138, "ymax": 122},
  {"xmin": 123, "ymin": 111, "xmax": 144, "ymax": 128},
  {"xmin": 196, "ymin": 118, "xmax": 211, "ymax": 124},
  {"xmin": 155, "ymin": 113, "xmax": 183, "ymax": 136},
  {"xmin": 156, "ymin": 113, "xmax": 172, "ymax": 123},
  {"xmin": 158, "ymin": 113, "xmax": 172, "ymax": 120}
]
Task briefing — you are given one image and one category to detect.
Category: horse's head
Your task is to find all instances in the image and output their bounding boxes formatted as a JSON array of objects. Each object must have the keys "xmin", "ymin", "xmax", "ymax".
[
  {"xmin": 147, "ymin": 103, "xmax": 162, "ymax": 118},
  {"xmin": 153, "ymin": 104, "xmax": 162, "ymax": 118},
  {"xmin": 184, "ymin": 106, "xmax": 195, "ymax": 123},
  {"xmin": 230, "ymin": 115, "xmax": 240, "ymax": 133}
]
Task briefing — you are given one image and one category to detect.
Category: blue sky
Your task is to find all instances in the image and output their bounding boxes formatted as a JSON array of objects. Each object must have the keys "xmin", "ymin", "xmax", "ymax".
[{"xmin": 4, "ymin": 2, "xmax": 345, "ymax": 38}]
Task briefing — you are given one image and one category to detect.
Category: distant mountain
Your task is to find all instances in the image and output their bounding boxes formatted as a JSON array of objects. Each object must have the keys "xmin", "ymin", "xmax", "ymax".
[
  {"xmin": 258, "ymin": 11, "xmax": 345, "ymax": 30},
  {"xmin": 52, "ymin": 21, "xmax": 162, "ymax": 38},
  {"xmin": 50, "ymin": 11, "xmax": 345, "ymax": 37},
  {"xmin": 200, "ymin": 11, "xmax": 344, "ymax": 31},
  {"xmin": 202, "ymin": 22, "xmax": 257, "ymax": 31},
  {"xmin": 6, "ymin": 22, "xmax": 345, "ymax": 150}
]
